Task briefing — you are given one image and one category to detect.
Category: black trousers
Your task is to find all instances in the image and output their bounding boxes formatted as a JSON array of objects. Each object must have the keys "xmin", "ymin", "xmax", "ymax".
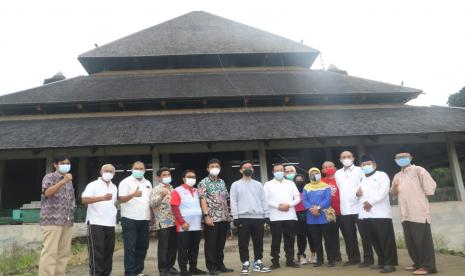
[
  {"xmin": 324, "ymin": 221, "xmax": 342, "ymax": 262},
  {"xmin": 121, "ymin": 217, "xmax": 149, "ymax": 276},
  {"xmin": 87, "ymin": 223, "xmax": 115, "ymax": 276},
  {"xmin": 157, "ymin": 226, "xmax": 178, "ymax": 273},
  {"xmin": 270, "ymin": 220, "xmax": 296, "ymax": 263},
  {"xmin": 339, "ymin": 214, "xmax": 361, "ymax": 263},
  {"xmin": 177, "ymin": 231, "xmax": 201, "ymax": 271},
  {"xmin": 296, "ymin": 212, "xmax": 315, "ymax": 257},
  {"xmin": 402, "ymin": 221, "xmax": 436, "ymax": 273},
  {"xmin": 308, "ymin": 224, "xmax": 337, "ymax": 263},
  {"xmin": 237, "ymin": 218, "xmax": 265, "ymax": 263},
  {"xmin": 368, "ymin": 218, "xmax": 398, "ymax": 266},
  {"xmin": 204, "ymin": 220, "xmax": 228, "ymax": 271},
  {"xmin": 357, "ymin": 219, "xmax": 374, "ymax": 264}
]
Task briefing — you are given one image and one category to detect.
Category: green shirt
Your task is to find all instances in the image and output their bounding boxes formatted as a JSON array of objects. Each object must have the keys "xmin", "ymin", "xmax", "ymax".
[{"xmin": 198, "ymin": 176, "xmax": 229, "ymax": 222}]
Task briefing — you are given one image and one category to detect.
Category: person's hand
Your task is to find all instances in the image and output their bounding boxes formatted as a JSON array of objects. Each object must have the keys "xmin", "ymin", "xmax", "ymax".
[
  {"xmin": 363, "ymin": 201, "xmax": 372, "ymax": 212},
  {"xmin": 63, "ymin": 173, "xmax": 73, "ymax": 182},
  {"xmin": 181, "ymin": 222, "xmax": 190, "ymax": 231},
  {"xmin": 161, "ymin": 190, "xmax": 168, "ymax": 198},
  {"xmin": 204, "ymin": 215, "xmax": 214, "ymax": 226},
  {"xmin": 150, "ymin": 217, "xmax": 155, "ymax": 226},
  {"xmin": 310, "ymin": 206, "xmax": 320, "ymax": 216},
  {"xmin": 228, "ymin": 215, "xmax": 232, "ymax": 222},
  {"xmin": 102, "ymin": 193, "xmax": 112, "ymax": 201},
  {"xmin": 233, "ymin": 219, "xmax": 241, "ymax": 227},
  {"xmin": 278, "ymin": 204, "xmax": 291, "ymax": 211},
  {"xmin": 356, "ymin": 187, "xmax": 363, "ymax": 198},
  {"xmin": 132, "ymin": 187, "xmax": 142, "ymax": 197}
]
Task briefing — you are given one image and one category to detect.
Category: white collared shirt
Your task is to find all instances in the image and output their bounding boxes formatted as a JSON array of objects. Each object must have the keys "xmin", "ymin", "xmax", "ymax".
[
  {"xmin": 82, "ymin": 178, "xmax": 118, "ymax": 227},
  {"xmin": 335, "ymin": 165, "xmax": 363, "ymax": 215},
  {"xmin": 118, "ymin": 175, "xmax": 152, "ymax": 220},
  {"xmin": 357, "ymin": 171, "xmax": 392, "ymax": 219},
  {"xmin": 264, "ymin": 178, "xmax": 300, "ymax": 221}
]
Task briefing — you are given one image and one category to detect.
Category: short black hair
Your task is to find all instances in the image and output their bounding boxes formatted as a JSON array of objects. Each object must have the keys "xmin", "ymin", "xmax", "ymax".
[
  {"xmin": 156, "ymin": 167, "xmax": 171, "ymax": 177},
  {"xmin": 182, "ymin": 169, "xmax": 196, "ymax": 178},
  {"xmin": 53, "ymin": 154, "xmax": 70, "ymax": 164},
  {"xmin": 273, "ymin": 163, "xmax": 284, "ymax": 169},
  {"xmin": 294, "ymin": 173, "xmax": 305, "ymax": 182},
  {"xmin": 207, "ymin": 158, "xmax": 221, "ymax": 167},
  {"xmin": 240, "ymin": 160, "xmax": 254, "ymax": 169}
]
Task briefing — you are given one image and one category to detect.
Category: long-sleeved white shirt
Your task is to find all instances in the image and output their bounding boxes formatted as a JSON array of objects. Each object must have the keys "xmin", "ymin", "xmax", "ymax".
[
  {"xmin": 357, "ymin": 171, "xmax": 392, "ymax": 219},
  {"xmin": 335, "ymin": 165, "xmax": 363, "ymax": 215},
  {"xmin": 264, "ymin": 178, "xmax": 300, "ymax": 221}
]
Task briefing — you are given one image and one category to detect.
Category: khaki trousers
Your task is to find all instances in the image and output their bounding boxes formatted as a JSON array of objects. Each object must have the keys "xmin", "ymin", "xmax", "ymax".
[{"xmin": 39, "ymin": 225, "xmax": 73, "ymax": 276}]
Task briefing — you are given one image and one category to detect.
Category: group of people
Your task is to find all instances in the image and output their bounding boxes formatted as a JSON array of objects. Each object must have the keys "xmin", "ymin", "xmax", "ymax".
[{"xmin": 37, "ymin": 147, "xmax": 438, "ymax": 276}]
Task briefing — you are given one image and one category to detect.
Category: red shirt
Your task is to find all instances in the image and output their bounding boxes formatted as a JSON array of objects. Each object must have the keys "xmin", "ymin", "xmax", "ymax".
[{"xmin": 321, "ymin": 177, "xmax": 341, "ymax": 215}]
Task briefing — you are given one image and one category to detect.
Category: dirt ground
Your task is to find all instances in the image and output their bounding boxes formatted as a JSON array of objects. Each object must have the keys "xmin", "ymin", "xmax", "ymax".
[{"xmin": 67, "ymin": 235, "xmax": 465, "ymax": 276}]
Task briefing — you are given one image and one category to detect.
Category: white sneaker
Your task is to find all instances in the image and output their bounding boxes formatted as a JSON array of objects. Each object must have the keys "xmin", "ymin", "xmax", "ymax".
[
  {"xmin": 299, "ymin": 255, "xmax": 308, "ymax": 265},
  {"xmin": 253, "ymin": 260, "xmax": 271, "ymax": 273},
  {"xmin": 308, "ymin": 253, "xmax": 317, "ymax": 264},
  {"xmin": 241, "ymin": 261, "xmax": 250, "ymax": 275}
]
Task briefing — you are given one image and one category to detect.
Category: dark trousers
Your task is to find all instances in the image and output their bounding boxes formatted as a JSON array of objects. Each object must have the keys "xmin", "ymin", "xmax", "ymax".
[
  {"xmin": 324, "ymin": 221, "xmax": 342, "ymax": 262},
  {"xmin": 296, "ymin": 212, "xmax": 314, "ymax": 257},
  {"xmin": 402, "ymin": 221, "xmax": 436, "ymax": 273},
  {"xmin": 87, "ymin": 223, "xmax": 115, "ymax": 276},
  {"xmin": 369, "ymin": 218, "xmax": 398, "ymax": 266},
  {"xmin": 204, "ymin": 220, "xmax": 228, "ymax": 271},
  {"xmin": 177, "ymin": 230, "xmax": 201, "ymax": 271},
  {"xmin": 121, "ymin": 217, "xmax": 149, "ymax": 276},
  {"xmin": 270, "ymin": 220, "xmax": 296, "ymax": 263},
  {"xmin": 357, "ymin": 219, "xmax": 374, "ymax": 264},
  {"xmin": 339, "ymin": 214, "xmax": 361, "ymax": 263},
  {"xmin": 157, "ymin": 226, "xmax": 177, "ymax": 273},
  {"xmin": 237, "ymin": 218, "xmax": 265, "ymax": 263},
  {"xmin": 308, "ymin": 223, "xmax": 337, "ymax": 263}
]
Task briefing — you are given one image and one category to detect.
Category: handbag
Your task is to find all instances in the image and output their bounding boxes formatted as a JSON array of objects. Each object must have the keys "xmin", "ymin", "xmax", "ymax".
[{"xmin": 322, "ymin": 207, "xmax": 337, "ymax": 222}]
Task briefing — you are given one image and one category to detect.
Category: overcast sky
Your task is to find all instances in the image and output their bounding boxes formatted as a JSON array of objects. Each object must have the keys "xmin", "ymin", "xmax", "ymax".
[{"xmin": 1, "ymin": 0, "xmax": 464, "ymax": 106}]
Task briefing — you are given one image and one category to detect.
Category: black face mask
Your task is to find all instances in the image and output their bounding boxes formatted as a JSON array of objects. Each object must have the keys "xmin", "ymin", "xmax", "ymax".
[
  {"xmin": 242, "ymin": 168, "xmax": 253, "ymax": 177},
  {"xmin": 295, "ymin": 180, "xmax": 305, "ymax": 191}
]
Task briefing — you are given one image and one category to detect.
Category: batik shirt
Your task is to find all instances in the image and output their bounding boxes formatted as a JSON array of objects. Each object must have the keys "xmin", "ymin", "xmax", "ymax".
[
  {"xmin": 40, "ymin": 171, "xmax": 75, "ymax": 226},
  {"xmin": 198, "ymin": 176, "xmax": 229, "ymax": 222},
  {"xmin": 150, "ymin": 182, "xmax": 176, "ymax": 230}
]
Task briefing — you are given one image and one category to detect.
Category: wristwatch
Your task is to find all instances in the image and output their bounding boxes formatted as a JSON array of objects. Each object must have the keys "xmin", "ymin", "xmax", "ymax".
[{"xmin": 203, "ymin": 213, "xmax": 209, "ymax": 218}]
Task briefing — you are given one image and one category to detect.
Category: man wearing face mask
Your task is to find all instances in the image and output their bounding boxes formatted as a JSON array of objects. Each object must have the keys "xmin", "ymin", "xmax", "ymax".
[
  {"xmin": 264, "ymin": 164, "xmax": 300, "ymax": 269},
  {"xmin": 170, "ymin": 170, "xmax": 207, "ymax": 276},
  {"xmin": 198, "ymin": 159, "xmax": 233, "ymax": 275},
  {"xmin": 356, "ymin": 155, "xmax": 397, "ymax": 274},
  {"xmin": 294, "ymin": 174, "xmax": 317, "ymax": 265},
  {"xmin": 119, "ymin": 161, "xmax": 153, "ymax": 276},
  {"xmin": 230, "ymin": 160, "xmax": 271, "ymax": 275},
  {"xmin": 39, "ymin": 155, "xmax": 75, "ymax": 276},
  {"xmin": 82, "ymin": 164, "xmax": 118, "ymax": 276},
  {"xmin": 321, "ymin": 161, "xmax": 342, "ymax": 264},
  {"xmin": 303, "ymin": 168, "xmax": 336, "ymax": 267},
  {"xmin": 335, "ymin": 151, "xmax": 363, "ymax": 266},
  {"xmin": 284, "ymin": 165, "xmax": 297, "ymax": 181},
  {"xmin": 150, "ymin": 167, "xmax": 177, "ymax": 276},
  {"xmin": 391, "ymin": 148, "xmax": 437, "ymax": 275}
]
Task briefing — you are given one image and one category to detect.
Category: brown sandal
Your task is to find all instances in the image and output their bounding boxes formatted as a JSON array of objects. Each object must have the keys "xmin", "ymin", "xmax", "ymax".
[{"xmin": 413, "ymin": 268, "xmax": 429, "ymax": 275}]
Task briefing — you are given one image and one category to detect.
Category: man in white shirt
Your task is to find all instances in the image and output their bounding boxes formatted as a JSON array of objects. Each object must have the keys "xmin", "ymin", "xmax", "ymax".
[
  {"xmin": 335, "ymin": 151, "xmax": 363, "ymax": 266},
  {"xmin": 356, "ymin": 155, "xmax": 397, "ymax": 273},
  {"xmin": 264, "ymin": 164, "xmax": 301, "ymax": 269},
  {"xmin": 118, "ymin": 161, "xmax": 153, "ymax": 276},
  {"xmin": 82, "ymin": 164, "xmax": 118, "ymax": 276}
]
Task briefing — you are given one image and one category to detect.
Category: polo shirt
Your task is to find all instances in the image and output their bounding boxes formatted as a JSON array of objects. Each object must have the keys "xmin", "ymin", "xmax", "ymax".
[
  {"xmin": 118, "ymin": 175, "xmax": 152, "ymax": 221},
  {"xmin": 82, "ymin": 177, "xmax": 118, "ymax": 227}
]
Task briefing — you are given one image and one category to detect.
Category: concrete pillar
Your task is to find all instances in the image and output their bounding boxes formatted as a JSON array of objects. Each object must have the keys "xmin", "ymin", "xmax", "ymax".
[
  {"xmin": 152, "ymin": 149, "xmax": 160, "ymax": 183},
  {"xmin": 0, "ymin": 160, "xmax": 4, "ymax": 209},
  {"xmin": 77, "ymin": 157, "xmax": 88, "ymax": 197},
  {"xmin": 446, "ymin": 138, "xmax": 465, "ymax": 201},
  {"xmin": 258, "ymin": 142, "xmax": 269, "ymax": 183}
]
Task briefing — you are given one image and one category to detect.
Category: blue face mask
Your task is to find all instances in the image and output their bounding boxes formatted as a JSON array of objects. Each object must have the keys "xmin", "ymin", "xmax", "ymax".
[
  {"xmin": 395, "ymin": 157, "xmax": 411, "ymax": 167},
  {"xmin": 132, "ymin": 169, "xmax": 145, "ymax": 179},
  {"xmin": 274, "ymin": 171, "xmax": 284, "ymax": 180},
  {"xmin": 58, "ymin": 164, "xmax": 71, "ymax": 174},
  {"xmin": 362, "ymin": 165, "xmax": 375, "ymax": 175}
]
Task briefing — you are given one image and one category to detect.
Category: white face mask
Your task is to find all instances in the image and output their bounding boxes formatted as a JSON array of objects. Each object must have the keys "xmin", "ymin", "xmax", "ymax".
[
  {"xmin": 185, "ymin": 178, "xmax": 196, "ymax": 187},
  {"xmin": 209, "ymin": 168, "xmax": 220, "ymax": 176},
  {"xmin": 162, "ymin": 177, "xmax": 172, "ymax": 184},
  {"xmin": 341, "ymin": 158, "xmax": 353, "ymax": 167},
  {"xmin": 101, "ymin": 172, "xmax": 114, "ymax": 182}
]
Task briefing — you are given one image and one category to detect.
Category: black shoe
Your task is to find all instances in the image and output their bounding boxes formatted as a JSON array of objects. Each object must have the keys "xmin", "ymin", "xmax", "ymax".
[
  {"xmin": 270, "ymin": 262, "xmax": 280, "ymax": 270},
  {"xmin": 371, "ymin": 265, "xmax": 384, "ymax": 270},
  {"xmin": 380, "ymin": 266, "xmax": 396, "ymax": 273},
  {"xmin": 190, "ymin": 268, "xmax": 208, "ymax": 275},
  {"xmin": 208, "ymin": 270, "xmax": 220, "ymax": 275},
  {"xmin": 218, "ymin": 265, "xmax": 234, "ymax": 273},
  {"xmin": 327, "ymin": 261, "xmax": 336, "ymax": 267},
  {"xmin": 159, "ymin": 272, "xmax": 170, "ymax": 276},
  {"xmin": 343, "ymin": 261, "xmax": 359, "ymax": 266},
  {"xmin": 285, "ymin": 261, "xmax": 300, "ymax": 268},
  {"xmin": 180, "ymin": 271, "xmax": 192, "ymax": 276},
  {"xmin": 170, "ymin": 267, "xmax": 180, "ymax": 274},
  {"xmin": 359, "ymin": 262, "xmax": 373, "ymax": 268},
  {"xmin": 313, "ymin": 262, "xmax": 323, "ymax": 267}
]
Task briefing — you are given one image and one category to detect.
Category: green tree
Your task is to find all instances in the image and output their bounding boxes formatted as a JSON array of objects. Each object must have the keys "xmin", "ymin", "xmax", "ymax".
[{"xmin": 448, "ymin": 86, "xmax": 465, "ymax": 107}]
